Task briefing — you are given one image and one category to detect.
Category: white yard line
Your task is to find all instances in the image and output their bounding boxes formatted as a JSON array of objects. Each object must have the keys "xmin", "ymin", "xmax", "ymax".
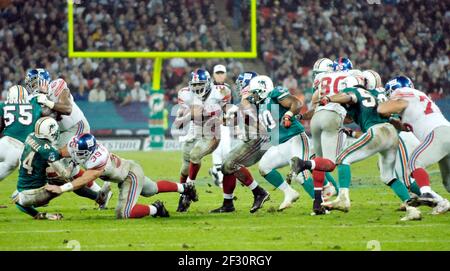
[
  {"xmin": 2, "ymin": 239, "xmax": 450, "ymax": 250},
  {"xmin": 0, "ymin": 223, "xmax": 449, "ymax": 234}
]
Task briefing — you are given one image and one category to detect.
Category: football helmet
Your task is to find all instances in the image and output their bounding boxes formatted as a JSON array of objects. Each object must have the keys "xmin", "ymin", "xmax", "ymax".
[
  {"xmin": 25, "ymin": 68, "xmax": 51, "ymax": 94},
  {"xmin": 362, "ymin": 70, "xmax": 382, "ymax": 89},
  {"xmin": 6, "ymin": 85, "xmax": 29, "ymax": 104},
  {"xmin": 332, "ymin": 57, "xmax": 353, "ymax": 72},
  {"xmin": 189, "ymin": 69, "xmax": 212, "ymax": 100},
  {"xmin": 34, "ymin": 117, "xmax": 59, "ymax": 143},
  {"xmin": 248, "ymin": 75, "xmax": 274, "ymax": 104},
  {"xmin": 236, "ymin": 71, "xmax": 258, "ymax": 98},
  {"xmin": 312, "ymin": 58, "xmax": 333, "ymax": 76},
  {"xmin": 68, "ymin": 133, "xmax": 98, "ymax": 164},
  {"xmin": 384, "ymin": 76, "xmax": 414, "ymax": 97}
]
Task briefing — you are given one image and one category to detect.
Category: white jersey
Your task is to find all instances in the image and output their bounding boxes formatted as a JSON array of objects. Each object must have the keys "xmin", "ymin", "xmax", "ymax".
[
  {"xmin": 391, "ymin": 87, "xmax": 450, "ymax": 141},
  {"xmin": 314, "ymin": 70, "xmax": 362, "ymax": 118},
  {"xmin": 177, "ymin": 84, "xmax": 231, "ymax": 139},
  {"xmin": 82, "ymin": 143, "xmax": 131, "ymax": 183},
  {"xmin": 48, "ymin": 79, "xmax": 88, "ymax": 132}
]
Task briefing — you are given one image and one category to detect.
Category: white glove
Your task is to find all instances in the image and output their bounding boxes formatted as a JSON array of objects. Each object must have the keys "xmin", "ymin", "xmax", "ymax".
[{"xmin": 37, "ymin": 94, "xmax": 55, "ymax": 109}]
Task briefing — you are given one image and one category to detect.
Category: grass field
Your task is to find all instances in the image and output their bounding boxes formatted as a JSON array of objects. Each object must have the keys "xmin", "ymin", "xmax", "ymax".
[{"xmin": 0, "ymin": 151, "xmax": 449, "ymax": 251}]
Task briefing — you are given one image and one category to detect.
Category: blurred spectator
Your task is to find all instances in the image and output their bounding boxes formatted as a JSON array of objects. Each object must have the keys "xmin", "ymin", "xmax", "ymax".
[
  {"xmin": 248, "ymin": 0, "xmax": 449, "ymax": 98},
  {"xmin": 88, "ymin": 78, "xmax": 106, "ymax": 102},
  {"xmin": 130, "ymin": 81, "xmax": 148, "ymax": 102}
]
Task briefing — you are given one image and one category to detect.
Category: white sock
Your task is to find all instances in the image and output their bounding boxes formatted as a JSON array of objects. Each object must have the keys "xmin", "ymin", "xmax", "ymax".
[
  {"xmin": 223, "ymin": 193, "xmax": 233, "ymax": 199},
  {"xmin": 310, "ymin": 160, "xmax": 316, "ymax": 170},
  {"xmin": 248, "ymin": 180, "xmax": 258, "ymax": 190},
  {"xmin": 429, "ymin": 190, "xmax": 443, "ymax": 201},
  {"xmin": 187, "ymin": 177, "xmax": 194, "ymax": 184},
  {"xmin": 339, "ymin": 188, "xmax": 349, "ymax": 198},
  {"xmin": 88, "ymin": 181, "xmax": 102, "ymax": 193},
  {"xmin": 420, "ymin": 186, "xmax": 432, "ymax": 194},
  {"xmin": 278, "ymin": 182, "xmax": 292, "ymax": 193},
  {"xmin": 149, "ymin": 205, "xmax": 157, "ymax": 216},
  {"xmin": 177, "ymin": 183, "xmax": 184, "ymax": 193}
]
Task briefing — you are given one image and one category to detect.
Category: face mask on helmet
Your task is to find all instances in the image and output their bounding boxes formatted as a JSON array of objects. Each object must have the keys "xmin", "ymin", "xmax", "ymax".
[
  {"xmin": 248, "ymin": 76, "xmax": 274, "ymax": 104},
  {"xmin": 35, "ymin": 117, "xmax": 59, "ymax": 143},
  {"xmin": 25, "ymin": 69, "xmax": 50, "ymax": 94},
  {"xmin": 69, "ymin": 135, "xmax": 98, "ymax": 164},
  {"xmin": 312, "ymin": 58, "xmax": 333, "ymax": 77},
  {"xmin": 189, "ymin": 82, "xmax": 210, "ymax": 97}
]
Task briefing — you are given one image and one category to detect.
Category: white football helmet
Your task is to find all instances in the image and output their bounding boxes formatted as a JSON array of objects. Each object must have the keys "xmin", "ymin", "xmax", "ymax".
[
  {"xmin": 362, "ymin": 70, "xmax": 382, "ymax": 89},
  {"xmin": 342, "ymin": 75, "xmax": 364, "ymax": 89},
  {"xmin": 248, "ymin": 75, "xmax": 274, "ymax": 104},
  {"xmin": 6, "ymin": 85, "xmax": 29, "ymax": 104},
  {"xmin": 34, "ymin": 117, "xmax": 59, "ymax": 143},
  {"xmin": 312, "ymin": 58, "xmax": 334, "ymax": 76}
]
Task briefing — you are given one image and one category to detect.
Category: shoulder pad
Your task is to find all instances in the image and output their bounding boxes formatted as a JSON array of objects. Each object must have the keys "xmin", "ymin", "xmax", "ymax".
[{"xmin": 49, "ymin": 79, "xmax": 68, "ymax": 97}]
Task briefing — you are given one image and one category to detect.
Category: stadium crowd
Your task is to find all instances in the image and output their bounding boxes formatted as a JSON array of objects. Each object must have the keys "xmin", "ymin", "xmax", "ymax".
[
  {"xmin": 0, "ymin": 0, "xmax": 448, "ymax": 107},
  {"xmin": 252, "ymin": 0, "xmax": 449, "ymax": 99}
]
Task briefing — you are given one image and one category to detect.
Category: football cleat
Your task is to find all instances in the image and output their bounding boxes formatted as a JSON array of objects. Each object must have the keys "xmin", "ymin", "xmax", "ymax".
[
  {"xmin": 250, "ymin": 190, "xmax": 270, "ymax": 213},
  {"xmin": 407, "ymin": 192, "xmax": 438, "ymax": 207},
  {"xmin": 34, "ymin": 212, "xmax": 63, "ymax": 220},
  {"xmin": 177, "ymin": 194, "xmax": 190, "ymax": 212},
  {"xmin": 400, "ymin": 206, "xmax": 422, "ymax": 221},
  {"xmin": 278, "ymin": 189, "xmax": 299, "ymax": 211},
  {"xmin": 182, "ymin": 182, "xmax": 199, "ymax": 203},
  {"xmin": 431, "ymin": 199, "xmax": 450, "ymax": 215},
  {"xmin": 322, "ymin": 190, "xmax": 351, "ymax": 212},
  {"xmin": 210, "ymin": 204, "xmax": 235, "ymax": 213},
  {"xmin": 323, "ymin": 182, "xmax": 337, "ymax": 202},
  {"xmin": 96, "ymin": 186, "xmax": 113, "ymax": 210},
  {"xmin": 208, "ymin": 168, "xmax": 223, "ymax": 187},
  {"xmin": 310, "ymin": 206, "xmax": 330, "ymax": 216},
  {"xmin": 152, "ymin": 200, "xmax": 170, "ymax": 218}
]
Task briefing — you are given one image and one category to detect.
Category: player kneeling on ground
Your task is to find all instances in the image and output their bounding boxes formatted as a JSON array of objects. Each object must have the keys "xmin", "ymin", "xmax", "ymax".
[{"xmin": 45, "ymin": 133, "xmax": 198, "ymax": 219}]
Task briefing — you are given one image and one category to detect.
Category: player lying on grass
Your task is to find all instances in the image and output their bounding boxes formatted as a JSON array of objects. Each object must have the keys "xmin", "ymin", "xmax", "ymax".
[
  {"xmin": 45, "ymin": 133, "xmax": 198, "ymax": 219},
  {"xmin": 289, "ymin": 75, "xmax": 424, "ymax": 220},
  {"xmin": 26, "ymin": 68, "xmax": 111, "ymax": 209}
]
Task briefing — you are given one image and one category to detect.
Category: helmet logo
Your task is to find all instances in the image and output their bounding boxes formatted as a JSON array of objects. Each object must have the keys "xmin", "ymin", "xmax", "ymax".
[{"xmin": 86, "ymin": 138, "xmax": 95, "ymax": 148}]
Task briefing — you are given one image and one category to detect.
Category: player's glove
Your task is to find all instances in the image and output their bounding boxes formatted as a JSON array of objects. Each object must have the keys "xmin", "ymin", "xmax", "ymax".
[
  {"xmin": 340, "ymin": 127, "xmax": 356, "ymax": 138},
  {"xmin": 403, "ymin": 123, "xmax": 413, "ymax": 132},
  {"xmin": 319, "ymin": 96, "xmax": 331, "ymax": 106},
  {"xmin": 36, "ymin": 94, "xmax": 55, "ymax": 109},
  {"xmin": 282, "ymin": 111, "xmax": 294, "ymax": 128}
]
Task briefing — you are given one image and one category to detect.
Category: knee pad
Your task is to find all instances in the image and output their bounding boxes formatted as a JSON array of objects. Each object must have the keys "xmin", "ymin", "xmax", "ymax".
[
  {"xmin": 221, "ymin": 160, "xmax": 234, "ymax": 175},
  {"xmin": 258, "ymin": 162, "xmax": 272, "ymax": 177}
]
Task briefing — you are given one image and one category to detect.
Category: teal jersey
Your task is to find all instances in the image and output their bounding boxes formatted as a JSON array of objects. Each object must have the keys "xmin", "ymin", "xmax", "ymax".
[
  {"xmin": 342, "ymin": 87, "xmax": 389, "ymax": 133},
  {"xmin": 17, "ymin": 134, "xmax": 61, "ymax": 191},
  {"xmin": 258, "ymin": 87, "xmax": 304, "ymax": 144},
  {"xmin": 1, "ymin": 97, "xmax": 42, "ymax": 143}
]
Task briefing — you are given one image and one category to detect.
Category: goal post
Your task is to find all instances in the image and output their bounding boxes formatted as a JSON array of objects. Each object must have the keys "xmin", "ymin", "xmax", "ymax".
[{"xmin": 67, "ymin": 0, "xmax": 258, "ymax": 149}]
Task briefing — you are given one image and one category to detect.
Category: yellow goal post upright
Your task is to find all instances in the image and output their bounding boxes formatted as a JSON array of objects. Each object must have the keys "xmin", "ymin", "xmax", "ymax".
[{"xmin": 67, "ymin": 0, "xmax": 257, "ymax": 149}]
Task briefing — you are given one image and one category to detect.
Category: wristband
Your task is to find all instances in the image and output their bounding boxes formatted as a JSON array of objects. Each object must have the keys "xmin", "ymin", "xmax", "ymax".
[
  {"xmin": 45, "ymin": 100, "xmax": 55, "ymax": 109},
  {"xmin": 285, "ymin": 111, "xmax": 294, "ymax": 117},
  {"xmin": 60, "ymin": 182, "xmax": 74, "ymax": 193}
]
